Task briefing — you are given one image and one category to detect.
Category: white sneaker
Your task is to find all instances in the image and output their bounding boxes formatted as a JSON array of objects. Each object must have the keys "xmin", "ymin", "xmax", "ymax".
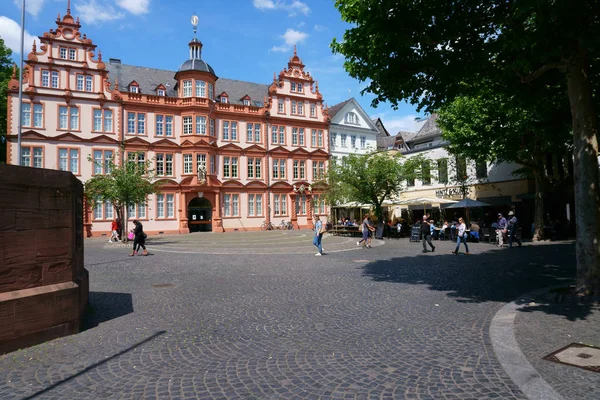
[
  {"xmin": 321, "ymin": 248, "xmax": 325, "ymax": 252},
  {"xmin": 108, "ymin": 240, "xmax": 113, "ymax": 243},
  {"xmin": 356, "ymin": 241, "xmax": 360, "ymax": 246},
  {"xmin": 315, "ymin": 253, "xmax": 322, "ymax": 256}
]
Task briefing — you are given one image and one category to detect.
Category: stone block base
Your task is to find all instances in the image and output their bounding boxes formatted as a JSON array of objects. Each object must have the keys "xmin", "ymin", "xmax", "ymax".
[{"xmin": 0, "ymin": 271, "xmax": 88, "ymax": 355}]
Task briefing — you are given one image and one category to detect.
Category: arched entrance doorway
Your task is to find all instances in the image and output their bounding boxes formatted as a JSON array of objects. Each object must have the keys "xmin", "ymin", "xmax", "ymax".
[{"xmin": 188, "ymin": 197, "xmax": 212, "ymax": 232}]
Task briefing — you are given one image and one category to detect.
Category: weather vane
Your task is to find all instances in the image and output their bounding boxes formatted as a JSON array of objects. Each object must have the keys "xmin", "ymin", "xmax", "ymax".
[{"xmin": 191, "ymin": 13, "xmax": 198, "ymax": 37}]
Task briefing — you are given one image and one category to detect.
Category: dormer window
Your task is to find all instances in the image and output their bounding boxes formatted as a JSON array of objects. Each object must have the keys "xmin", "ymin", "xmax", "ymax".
[
  {"xmin": 219, "ymin": 92, "xmax": 229, "ymax": 103},
  {"xmin": 157, "ymin": 89, "xmax": 165, "ymax": 96},
  {"xmin": 221, "ymin": 97, "xmax": 228, "ymax": 104},
  {"xmin": 243, "ymin": 99, "xmax": 250, "ymax": 106},
  {"xmin": 130, "ymin": 86, "xmax": 139, "ymax": 93},
  {"xmin": 346, "ymin": 112, "xmax": 358, "ymax": 124}
]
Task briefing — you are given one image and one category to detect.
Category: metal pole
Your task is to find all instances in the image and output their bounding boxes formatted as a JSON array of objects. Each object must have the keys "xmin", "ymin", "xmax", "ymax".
[{"xmin": 16, "ymin": 0, "xmax": 26, "ymax": 165}]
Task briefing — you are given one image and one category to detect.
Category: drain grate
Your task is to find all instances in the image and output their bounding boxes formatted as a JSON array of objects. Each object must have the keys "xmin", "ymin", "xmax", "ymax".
[
  {"xmin": 152, "ymin": 283, "xmax": 175, "ymax": 288},
  {"xmin": 543, "ymin": 343, "xmax": 600, "ymax": 373}
]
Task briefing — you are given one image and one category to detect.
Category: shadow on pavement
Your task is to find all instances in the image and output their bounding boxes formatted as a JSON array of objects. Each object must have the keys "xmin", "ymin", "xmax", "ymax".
[
  {"xmin": 361, "ymin": 242, "xmax": 596, "ymax": 320},
  {"xmin": 82, "ymin": 292, "xmax": 134, "ymax": 330}
]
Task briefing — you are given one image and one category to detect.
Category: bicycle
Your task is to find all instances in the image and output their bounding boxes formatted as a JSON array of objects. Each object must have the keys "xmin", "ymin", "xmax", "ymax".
[{"xmin": 260, "ymin": 220, "xmax": 275, "ymax": 231}]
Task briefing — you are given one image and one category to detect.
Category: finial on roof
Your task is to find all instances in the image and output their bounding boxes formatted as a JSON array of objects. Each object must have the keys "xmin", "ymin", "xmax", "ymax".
[
  {"xmin": 115, "ymin": 77, "xmax": 119, "ymax": 90},
  {"xmin": 98, "ymin": 49, "xmax": 102, "ymax": 61},
  {"xmin": 273, "ymin": 72, "xmax": 277, "ymax": 81},
  {"xmin": 32, "ymin": 40, "xmax": 36, "ymax": 52},
  {"xmin": 76, "ymin": 16, "xmax": 80, "ymax": 24},
  {"xmin": 11, "ymin": 63, "xmax": 17, "ymax": 79},
  {"xmin": 191, "ymin": 14, "xmax": 199, "ymax": 37},
  {"xmin": 293, "ymin": 45, "xmax": 297, "ymax": 57},
  {"xmin": 67, "ymin": 0, "xmax": 71, "ymax": 15}
]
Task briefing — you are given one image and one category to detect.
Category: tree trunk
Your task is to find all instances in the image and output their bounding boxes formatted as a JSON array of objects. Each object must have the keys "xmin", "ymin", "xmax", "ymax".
[
  {"xmin": 532, "ymin": 167, "xmax": 546, "ymax": 241},
  {"xmin": 122, "ymin": 205, "xmax": 129, "ymax": 243},
  {"xmin": 566, "ymin": 52, "xmax": 600, "ymax": 294}
]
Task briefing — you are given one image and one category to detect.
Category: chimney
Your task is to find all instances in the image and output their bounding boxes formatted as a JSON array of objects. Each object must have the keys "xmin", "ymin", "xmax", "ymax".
[{"xmin": 109, "ymin": 58, "xmax": 121, "ymax": 64}]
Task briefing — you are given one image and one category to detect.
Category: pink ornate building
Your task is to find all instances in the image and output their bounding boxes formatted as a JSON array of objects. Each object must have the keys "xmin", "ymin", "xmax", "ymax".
[{"xmin": 6, "ymin": 5, "xmax": 330, "ymax": 236}]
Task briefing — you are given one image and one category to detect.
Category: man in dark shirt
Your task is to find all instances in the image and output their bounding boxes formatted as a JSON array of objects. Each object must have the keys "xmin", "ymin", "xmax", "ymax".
[{"xmin": 421, "ymin": 216, "xmax": 435, "ymax": 253}]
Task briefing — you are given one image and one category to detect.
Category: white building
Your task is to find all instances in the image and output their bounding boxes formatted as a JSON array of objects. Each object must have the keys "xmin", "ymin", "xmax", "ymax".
[{"xmin": 328, "ymin": 98, "xmax": 379, "ymax": 161}]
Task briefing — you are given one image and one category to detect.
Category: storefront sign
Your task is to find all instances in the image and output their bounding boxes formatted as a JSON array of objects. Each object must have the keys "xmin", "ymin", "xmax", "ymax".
[{"xmin": 435, "ymin": 187, "xmax": 470, "ymax": 198}]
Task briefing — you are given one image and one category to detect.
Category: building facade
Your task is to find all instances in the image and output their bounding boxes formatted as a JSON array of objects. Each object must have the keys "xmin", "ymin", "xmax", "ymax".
[
  {"xmin": 391, "ymin": 114, "xmax": 534, "ymax": 227},
  {"xmin": 328, "ymin": 98, "xmax": 379, "ymax": 160},
  {"xmin": 5, "ymin": 6, "xmax": 330, "ymax": 236}
]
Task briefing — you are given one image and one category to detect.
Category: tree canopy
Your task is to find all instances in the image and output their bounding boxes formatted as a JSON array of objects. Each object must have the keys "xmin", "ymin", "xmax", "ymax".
[
  {"xmin": 332, "ymin": 0, "xmax": 600, "ymax": 293},
  {"xmin": 85, "ymin": 151, "xmax": 163, "ymax": 239},
  {"xmin": 0, "ymin": 37, "xmax": 14, "ymax": 163},
  {"xmin": 325, "ymin": 151, "xmax": 423, "ymax": 220}
]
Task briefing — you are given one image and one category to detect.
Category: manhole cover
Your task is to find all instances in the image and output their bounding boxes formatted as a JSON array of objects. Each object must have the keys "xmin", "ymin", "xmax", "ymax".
[
  {"xmin": 543, "ymin": 343, "xmax": 600, "ymax": 373},
  {"xmin": 152, "ymin": 283, "xmax": 175, "ymax": 288},
  {"xmin": 353, "ymin": 260, "xmax": 369, "ymax": 263}
]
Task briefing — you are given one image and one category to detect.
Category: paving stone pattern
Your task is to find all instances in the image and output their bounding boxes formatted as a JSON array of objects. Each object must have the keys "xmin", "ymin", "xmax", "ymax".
[
  {"xmin": 514, "ymin": 300, "xmax": 600, "ymax": 400},
  {"xmin": 0, "ymin": 233, "xmax": 584, "ymax": 399}
]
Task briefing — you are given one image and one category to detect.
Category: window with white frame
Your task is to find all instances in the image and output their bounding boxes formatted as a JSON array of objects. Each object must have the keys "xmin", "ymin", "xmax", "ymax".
[
  {"xmin": 346, "ymin": 112, "xmax": 358, "ymax": 124},
  {"xmin": 298, "ymin": 102, "xmax": 304, "ymax": 115},
  {"xmin": 209, "ymin": 118, "xmax": 215, "ymax": 136},
  {"xmin": 318, "ymin": 130, "xmax": 324, "ymax": 147},
  {"xmin": 313, "ymin": 160, "xmax": 325, "ymax": 180},
  {"xmin": 231, "ymin": 121, "xmax": 237, "ymax": 140},
  {"xmin": 183, "ymin": 80, "xmax": 192, "ymax": 97},
  {"xmin": 157, "ymin": 89, "xmax": 166, "ymax": 96},
  {"xmin": 127, "ymin": 152, "xmax": 146, "ymax": 173},
  {"xmin": 351, "ymin": 135, "xmax": 357, "ymax": 148},
  {"xmin": 291, "ymin": 101, "xmax": 297, "ymax": 114},
  {"xmin": 313, "ymin": 194, "xmax": 326, "ymax": 214},
  {"xmin": 248, "ymin": 157, "xmax": 262, "ymax": 179},
  {"xmin": 58, "ymin": 148, "xmax": 79, "ymax": 173},
  {"xmin": 41, "ymin": 70, "xmax": 50, "ymax": 87},
  {"xmin": 273, "ymin": 194, "xmax": 287, "ymax": 215},
  {"xmin": 210, "ymin": 155, "xmax": 216, "ymax": 175},
  {"xmin": 183, "ymin": 154, "xmax": 193, "ymax": 174},
  {"xmin": 59, "ymin": 106, "xmax": 79, "ymax": 130},
  {"xmin": 20, "ymin": 146, "xmax": 43, "ymax": 168},
  {"xmin": 197, "ymin": 154, "xmax": 206, "ymax": 174},
  {"xmin": 127, "ymin": 203, "xmax": 146, "ymax": 219},
  {"xmin": 273, "ymin": 158, "xmax": 286, "ymax": 179},
  {"xmin": 156, "ymin": 153, "xmax": 174, "ymax": 176},
  {"xmin": 298, "ymin": 83, "xmax": 303, "ymax": 92},
  {"xmin": 92, "ymin": 149, "xmax": 113, "ymax": 175},
  {"xmin": 292, "ymin": 128, "xmax": 298, "ymax": 145},
  {"xmin": 310, "ymin": 103, "xmax": 316, "ymax": 117},
  {"xmin": 291, "ymin": 82, "xmax": 297, "ymax": 92},
  {"xmin": 341, "ymin": 134, "xmax": 347, "ymax": 147},
  {"xmin": 223, "ymin": 156, "xmax": 239, "ymax": 178},
  {"xmin": 299, "ymin": 128, "xmax": 305, "ymax": 146},
  {"xmin": 196, "ymin": 116, "xmax": 207, "ymax": 134},
  {"xmin": 295, "ymin": 194, "xmax": 307, "ymax": 215},
  {"xmin": 51, "ymin": 71, "xmax": 59, "ymax": 88},
  {"xmin": 93, "ymin": 198, "xmax": 114, "ymax": 220},
  {"xmin": 22, "ymin": 103, "xmax": 44, "ymax": 128},
  {"xmin": 243, "ymin": 99, "xmax": 250, "ymax": 106},
  {"xmin": 278, "ymin": 99, "xmax": 284, "ymax": 113},
  {"xmin": 60, "ymin": 48, "xmax": 67, "ymax": 59},
  {"xmin": 311, "ymin": 129, "xmax": 317, "ymax": 147},
  {"xmin": 222, "ymin": 121, "xmax": 229, "ymax": 140},
  {"xmin": 126, "ymin": 112, "xmax": 145, "ymax": 134},
  {"xmin": 223, "ymin": 193, "xmax": 239, "ymax": 217},
  {"xmin": 196, "ymin": 80, "xmax": 206, "ymax": 97},
  {"xmin": 360, "ymin": 136, "xmax": 366, "ymax": 149},
  {"xmin": 86, "ymin": 75, "xmax": 93, "ymax": 92},
  {"xmin": 183, "ymin": 116, "xmax": 193, "ymax": 134},
  {"xmin": 129, "ymin": 85, "xmax": 139, "ymax": 93},
  {"xmin": 156, "ymin": 194, "xmax": 175, "ymax": 218},
  {"xmin": 293, "ymin": 160, "xmax": 299, "ymax": 180},
  {"xmin": 208, "ymin": 83, "xmax": 214, "ymax": 100},
  {"xmin": 247, "ymin": 123, "xmax": 261, "ymax": 143},
  {"xmin": 247, "ymin": 194, "xmax": 263, "ymax": 217},
  {"xmin": 69, "ymin": 48, "xmax": 76, "ymax": 60},
  {"xmin": 93, "ymin": 109, "xmax": 113, "ymax": 132},
  {"xmin": 331, "ymin": 132, "xmax": 337, "ymax": 147},
  {"xmin": 220, "ymin": 96, "xmax": 228, "ymax": 104},
  {"xmin": 271, "ymin": 125, "xmax": 285, "ymax": 144}
]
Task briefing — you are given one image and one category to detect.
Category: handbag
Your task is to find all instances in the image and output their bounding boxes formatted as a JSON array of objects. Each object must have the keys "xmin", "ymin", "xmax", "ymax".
[{"xmin": 127, "ymin": 232, "xmax": 135, "ymax": 240}]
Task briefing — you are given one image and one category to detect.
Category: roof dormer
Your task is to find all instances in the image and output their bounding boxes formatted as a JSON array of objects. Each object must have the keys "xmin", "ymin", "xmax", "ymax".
[
  {"xmin": 241, "ymin": 95, "xmax": 251, "ymax": 106},
  {"xmin": 219, "ymin": 92, "xmax": 229, "ymax": 103},
  {"xmin": 128, "ymin": 81, "xmax": 140, "ymax": 93},
  {"xmin": 155, "ymin": 84, "xmax": 166, "ymax": 96}
]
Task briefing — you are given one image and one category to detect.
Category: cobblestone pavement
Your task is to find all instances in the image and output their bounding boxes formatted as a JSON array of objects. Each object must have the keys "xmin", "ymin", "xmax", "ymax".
[
  {"xmin": 514, "ymin": 297, "xmax": 600, "ymax": 400},
  {"xmin": 0, "ymin": 233, "xmax": 590, "ymax": 399}
]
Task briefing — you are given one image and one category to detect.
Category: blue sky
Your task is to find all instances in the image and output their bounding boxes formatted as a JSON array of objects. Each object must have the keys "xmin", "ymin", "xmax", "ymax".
[{"xmin": 1, "ymin": 0, "xmax": 426, "ymax": 133}]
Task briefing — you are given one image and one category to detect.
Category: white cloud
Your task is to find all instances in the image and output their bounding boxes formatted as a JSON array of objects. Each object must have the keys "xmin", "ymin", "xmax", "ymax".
[
  {"xmin": 297, "ymin": 21, "xmax": 305, "ymax": 28},
  {"xmin": 74, "ymin": 0, "xmax": 125, "ymax": 25},
  {"xmin": 372, "ymin": 114, "xmax": 427, "ymax": 134},
  {"xmin": 12, "ymin": 0, "xmax": 47, "ymax": 18},
  {"xmin": 271, "ymin": 28, "xmax": 307, "ymax": 52},
  {"xmin": 314, "ymin": 24, "xmax": 327, "ymax": 32},
  {"xmin": 253, "ymin": 0, "xmax": 310, "ymax": 16},
  {"xmin": 115, "ymin": 0, "xmax": 150, "ymax": 15},
  {"xmin": 0, "ymin": 16, "xmax": 37, "ymax": 55}
]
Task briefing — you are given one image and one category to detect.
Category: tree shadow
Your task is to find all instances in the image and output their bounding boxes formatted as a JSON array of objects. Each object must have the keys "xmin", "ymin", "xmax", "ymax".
[
  {"xmin": 361, "ymin": 242, "xmax": 597, "ymax": 320},
  {"xmin": 82, "ymin": 292, "xmax": 134, "ymax": 331}
]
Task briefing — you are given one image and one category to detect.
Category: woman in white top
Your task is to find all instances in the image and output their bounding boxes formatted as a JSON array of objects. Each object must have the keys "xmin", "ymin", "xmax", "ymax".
[{"xmin": 452, "ymin": 217, "xmax": 470, "ymax": 255}]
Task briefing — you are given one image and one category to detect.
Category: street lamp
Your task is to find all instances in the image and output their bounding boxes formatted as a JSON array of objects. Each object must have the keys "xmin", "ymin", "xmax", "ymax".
[{"xmin": 17, "ymin": 0, "xmax": 26, "ymax": 165}]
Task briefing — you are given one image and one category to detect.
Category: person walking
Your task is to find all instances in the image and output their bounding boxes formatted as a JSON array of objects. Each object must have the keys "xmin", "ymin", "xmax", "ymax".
[
  {"xmin": 129, "ymin": 220, "xmax": 147, "ymax": 256},
  {"xmin": 421, "ymin": 216, "xmax": 435, "ymax": 253},
  {"xmin": 497, "ymin": 213, "xmax": 508, "ymax": 247},
  {"xmin": 357, "ymin": 215, "xmax": 372, "ymax": 248},
  {"xmin": 452, "ymin": 217, "xmax": 470, "ymax": 255},
  {"xmin": 313, "ymin": 215, "xmax": 325, "ymax": 256},
  {"xmin": 108, "ymin": 218, "xmax": 119, "ymax": 243},
  {"xmin": 507, "ymin": 211, "xmax": 522, "ymax": 248}
]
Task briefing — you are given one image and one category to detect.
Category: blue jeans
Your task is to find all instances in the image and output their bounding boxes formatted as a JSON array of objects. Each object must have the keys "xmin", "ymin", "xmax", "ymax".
[
  {"xmin": 313, "ymin": 234, "xmax": 323, "ymax": 253},
  {"xmin": 509, "ymin": 227, "xmax": 521, "ymax": 247},
  {"xmin": 454, "ymin": 235, "xmax": 469, "ymax": 253}
]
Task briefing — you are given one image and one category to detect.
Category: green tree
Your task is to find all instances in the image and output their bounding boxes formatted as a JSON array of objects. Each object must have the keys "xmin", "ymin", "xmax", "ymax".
[
  {"xmin": 0, "ymin": 37, "xmax": 15, "ymax": 163},
  {"xmin": 325, "ymin": 151, "xmax": 423, "ymax": 221},
  {"xmin": 437, "ymin": 86, "xmax": 572, "ymax": 240},
  {"xmin": 332, "ymin": 0, "xmax": 600, "ymax": 293},
  {"xmin": 85, "ymin": 151, "xmax": 163, "ymax": 241}
]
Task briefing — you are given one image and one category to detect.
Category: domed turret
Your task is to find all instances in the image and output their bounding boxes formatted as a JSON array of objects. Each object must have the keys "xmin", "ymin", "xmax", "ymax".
[{"xmin": 177, "ymin": 15, "xmax": 215, "ymax": 76}]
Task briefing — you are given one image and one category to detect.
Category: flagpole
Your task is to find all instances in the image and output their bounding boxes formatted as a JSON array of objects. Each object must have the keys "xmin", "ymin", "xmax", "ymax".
[{"xmin": 17, "ymin": 0, "xmax": 26, "ymax": 165}]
